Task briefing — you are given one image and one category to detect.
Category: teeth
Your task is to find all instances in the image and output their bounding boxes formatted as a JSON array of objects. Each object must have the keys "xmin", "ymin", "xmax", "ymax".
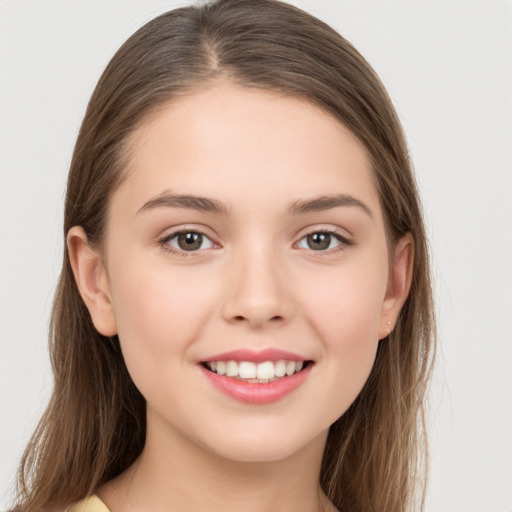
[
  {"xmin": 216, "ymin": 361, "xmax": 226, "ymax": 375},
  {"xmin": 257, "ymin": 361, "xmax": 275, "ymax": 380},
  {"xmin": 205, "ymin": 359, "xmax": 306, "ymax": 381},
  {"xmin": 226, "ymin": 360, "xmax": 238, "ymax": 377},
  {"xmin": 275, "ymin": 360, "xmax": 286, "ymax": 377},
  {"xmin": 285, "ymin": 361, "xmax": 296, "ymax": 376},
  {"xmin": 239, "ymin": 361, "xmax": 257, "ymax": 379}
]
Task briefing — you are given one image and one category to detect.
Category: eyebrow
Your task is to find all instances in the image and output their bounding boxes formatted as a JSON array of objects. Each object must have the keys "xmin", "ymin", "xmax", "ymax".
[
  {"xmin": 138, "ymin": 192, "xmax": 372, "ymax": 218},
  {"xmin": 138, "ymin": 193, "xmax": 229, "ymax": 215},
  {"xmin": 287, "ymin": 194, "xmax": 373, "ymax": 218}
]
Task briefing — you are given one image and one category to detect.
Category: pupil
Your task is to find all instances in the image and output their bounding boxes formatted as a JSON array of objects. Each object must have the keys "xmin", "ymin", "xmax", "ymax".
[
  {"xmin": 178, "ymin": 232, "xmax": 202, "ymax": 251},
  {"xmin": 308, "ymin": 232, "xmax": 330, "ymax": 250}
]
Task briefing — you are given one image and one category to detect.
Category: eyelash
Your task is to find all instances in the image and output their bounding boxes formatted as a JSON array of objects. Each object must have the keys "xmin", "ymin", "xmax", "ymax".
[
  {"xmin": 296, "ymin": 229, "xmax": 353, "ymax": 255},
  {"xmin": 158, "ymin": 230, "xmax": 216, "ymax": 257},
  {"xmin": 158, "ymin": 228, "xmax": 353, "ymax": 256}
]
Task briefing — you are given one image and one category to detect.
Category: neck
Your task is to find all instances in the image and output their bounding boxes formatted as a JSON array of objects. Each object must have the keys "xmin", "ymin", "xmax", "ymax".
[{"xmin": 99, "ymin": 410, "xmax": 333, "ymax": 512}]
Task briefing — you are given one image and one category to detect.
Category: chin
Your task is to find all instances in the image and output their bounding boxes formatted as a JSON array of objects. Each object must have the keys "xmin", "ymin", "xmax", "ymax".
[{"xmin": 198, "ymin": 422, "xmax": 329, "ymax": 464}]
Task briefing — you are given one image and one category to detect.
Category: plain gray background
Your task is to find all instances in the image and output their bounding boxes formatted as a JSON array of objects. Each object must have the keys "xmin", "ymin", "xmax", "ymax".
[{"xmin": 1, "ymin": 1, "xmax": 511, "ymax": 511}]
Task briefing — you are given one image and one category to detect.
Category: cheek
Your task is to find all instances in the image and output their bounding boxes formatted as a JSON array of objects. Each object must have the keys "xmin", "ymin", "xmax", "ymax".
[
  {"xmin": 302, "ymin": 258, "xmax": 387, "ymax": 339},
  {"xmin": 107, "ymin": 261, "xmax": 219, "ymax": 380},
  {"xmin": 297, "ymin": 259, "xmax": 387, "ymax": 406}
]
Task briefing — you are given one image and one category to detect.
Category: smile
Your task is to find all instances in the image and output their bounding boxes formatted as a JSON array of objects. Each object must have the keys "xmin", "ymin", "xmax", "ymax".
[
  {"xmin": 203, "ymin": 360, "xmax": 306, "ymax": 383},
  {"xmin": 199, "ymin": 349, "xmax": 313, "ymax": 404}
]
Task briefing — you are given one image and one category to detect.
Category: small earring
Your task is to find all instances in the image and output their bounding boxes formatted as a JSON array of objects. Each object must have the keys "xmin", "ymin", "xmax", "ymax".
[{"xmin": 387, "ymin": 321, "xmax": 392, "ymax": 335}]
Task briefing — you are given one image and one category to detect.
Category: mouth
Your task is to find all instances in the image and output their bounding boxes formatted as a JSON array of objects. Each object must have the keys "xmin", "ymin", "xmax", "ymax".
[
  {"xmin": 198, "ymin": 348, "xmax": 315, "ymax": 404},
  {"xmin": 198, "ymin": 349, "xmax": 314, "ymax": 403},
  {"xmin": 201, "ymin": 359, "xmax": 313, "ymax": 383}
]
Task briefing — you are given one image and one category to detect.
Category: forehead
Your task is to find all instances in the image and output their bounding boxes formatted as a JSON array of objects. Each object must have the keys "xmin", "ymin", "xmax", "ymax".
[{"xmin": 113, "ymin": 82, "xmax": 382, "ymax": 220}]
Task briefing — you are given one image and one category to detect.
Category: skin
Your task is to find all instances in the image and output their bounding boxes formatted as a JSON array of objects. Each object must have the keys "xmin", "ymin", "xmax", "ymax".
[{"xmin": 68, "ymin": 81, "xmax": 413, "ymax": 512}]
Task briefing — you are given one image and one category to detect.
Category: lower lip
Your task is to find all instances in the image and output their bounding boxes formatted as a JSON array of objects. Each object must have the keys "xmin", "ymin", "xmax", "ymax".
[{"xmin": 199, "ymin": 364, "xmax": 312, "ymax": 404}]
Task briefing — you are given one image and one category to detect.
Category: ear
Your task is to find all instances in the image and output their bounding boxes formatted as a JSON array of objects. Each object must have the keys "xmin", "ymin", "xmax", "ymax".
[
  {"xmin": 378, "ymin": 233, "xmax": 414, "ymax": 340},
  {"xmin": 67, "ymin": 226, "xmax": 117, "ymax": 336}
]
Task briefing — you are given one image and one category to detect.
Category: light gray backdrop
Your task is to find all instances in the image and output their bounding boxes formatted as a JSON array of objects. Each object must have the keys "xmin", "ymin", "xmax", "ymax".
[{"xmin": 1, "ymin": 1, "xmax": 511, "ymax": 511}]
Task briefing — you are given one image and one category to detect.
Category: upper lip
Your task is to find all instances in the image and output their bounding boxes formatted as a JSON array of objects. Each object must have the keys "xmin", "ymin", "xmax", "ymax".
[{"xmin": 200, "ymin": 348, "xmax": 310, "ymax": 363}]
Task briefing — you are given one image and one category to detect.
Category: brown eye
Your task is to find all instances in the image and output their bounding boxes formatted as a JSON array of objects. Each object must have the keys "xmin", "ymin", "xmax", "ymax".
[
  {"xmin": 307, "ymin": 232, "xmax": 331, "ymax": 250},
  {"xmin": 297, "ymin": 231, "xmax": 347, "ymax": 252},
  {"xmin": 177, "ymin": 232, "xmax": 202, "ymax": 251},
  {"xmin": 165, "ymin": 231, "xmax": 214, "ymax": 252}
]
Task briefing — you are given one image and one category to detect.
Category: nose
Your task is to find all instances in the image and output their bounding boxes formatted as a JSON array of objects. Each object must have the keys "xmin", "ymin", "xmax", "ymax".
[{"xmin": 221, "ymin": 248, "xmax": 294, "ymax": 329}]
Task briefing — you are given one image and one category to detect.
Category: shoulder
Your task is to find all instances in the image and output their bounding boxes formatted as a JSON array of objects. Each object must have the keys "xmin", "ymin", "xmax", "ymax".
[{"xmin": 70, "ymin": 495, "xmax": 110, "ymax": 512}]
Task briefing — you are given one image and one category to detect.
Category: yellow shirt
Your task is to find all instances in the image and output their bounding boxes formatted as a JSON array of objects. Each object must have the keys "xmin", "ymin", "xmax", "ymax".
[{"xmin": 71, "ymin": 495, "xmax": 110, "ymax": 512}]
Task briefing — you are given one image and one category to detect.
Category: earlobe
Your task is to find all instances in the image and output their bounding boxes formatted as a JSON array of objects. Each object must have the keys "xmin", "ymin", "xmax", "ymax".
[
  {"xmin": 378, "ymin": 233, "xmax": 414, "ymax": 340},
  {"xmin": 67, "ymin": 226, "xmax": 117, "ymax": 336}
]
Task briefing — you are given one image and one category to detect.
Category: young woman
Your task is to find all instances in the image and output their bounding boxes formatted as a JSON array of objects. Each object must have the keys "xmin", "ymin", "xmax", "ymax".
[{"xmin": 14, "ymin": 1, "xmax": 435, "ymax": 511}]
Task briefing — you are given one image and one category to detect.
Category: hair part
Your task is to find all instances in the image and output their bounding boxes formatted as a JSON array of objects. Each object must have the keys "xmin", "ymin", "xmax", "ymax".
[{"xmin": 15, "ymin": 1, "xmax": 435, "ymax": 511}]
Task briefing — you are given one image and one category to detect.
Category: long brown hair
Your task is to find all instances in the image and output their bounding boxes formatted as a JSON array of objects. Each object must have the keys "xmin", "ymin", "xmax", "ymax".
[{"xmin": 15, "ymin": 1, "xmax": 435, "ymax": 511}]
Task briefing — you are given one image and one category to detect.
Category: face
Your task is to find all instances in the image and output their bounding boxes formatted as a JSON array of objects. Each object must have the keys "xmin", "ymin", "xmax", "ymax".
[{"xmin": 72, "ymin": 81, "xmax": 410, "ymax": 463}]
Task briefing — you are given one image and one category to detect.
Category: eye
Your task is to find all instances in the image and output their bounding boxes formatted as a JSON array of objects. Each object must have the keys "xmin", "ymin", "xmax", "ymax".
[
  {"xmin": 161, "ymin": 231, "xmax": 214, "ymax": 253},
  {"xmin": 296, "ymin": 231, "xmax": 350, "ymax": 252}
]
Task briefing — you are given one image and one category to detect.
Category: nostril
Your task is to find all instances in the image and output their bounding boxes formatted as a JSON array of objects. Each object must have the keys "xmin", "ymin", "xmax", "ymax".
[{"xmin": 232, "ymin": 315, "xmax": 282, "ymax": 322}]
